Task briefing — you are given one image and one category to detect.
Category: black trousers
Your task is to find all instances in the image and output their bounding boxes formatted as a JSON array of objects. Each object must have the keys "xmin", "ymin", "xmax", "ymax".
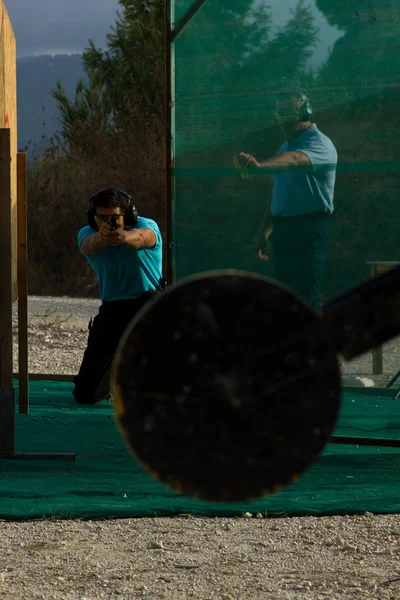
[
  {"xmin": 73, "ymin": 292, "xmax": 157, "ymax": 405},
  {"xmin": 271, "ymin": 212, "xmax": 330, "ymax": 314}
]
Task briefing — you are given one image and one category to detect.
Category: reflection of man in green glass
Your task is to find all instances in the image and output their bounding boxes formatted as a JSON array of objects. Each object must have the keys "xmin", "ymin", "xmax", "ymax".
[{"xmin": 239, "ymin": 90, "xmax": 337, "ymax": 314}]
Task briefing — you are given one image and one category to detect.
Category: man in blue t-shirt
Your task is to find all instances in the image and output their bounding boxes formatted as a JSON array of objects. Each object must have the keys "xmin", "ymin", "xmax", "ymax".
[
  {"xmin": 73, "ymin": 187, "xmax": 164, "ymax": 405},
  {"xmin": 239, "ymin": 90, "xmax": 337, "ymax": 313}
]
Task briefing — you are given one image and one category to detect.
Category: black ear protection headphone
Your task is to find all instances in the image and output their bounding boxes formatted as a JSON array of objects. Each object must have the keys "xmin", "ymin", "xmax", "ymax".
[
  {"xmin": 274, "ymin": 90, "xmax": 313, "ymax": 123},
  {"xmin": 297, "ymin": 92, "xmax": 313, "ymax": 122},
  {"xmin": 87, "ymin": 188, "xmax": 139, "ymax": 229}
]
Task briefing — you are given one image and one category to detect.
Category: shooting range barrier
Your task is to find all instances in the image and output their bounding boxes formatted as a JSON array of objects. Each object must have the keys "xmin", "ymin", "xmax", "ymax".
[
  {"xmin": 0, "ymin": 1, "xmax": 74, "ymax": 461},
  {"xmin": 164, "ymin": 0, "xmax": 400, "ymax": 433},
  {"xmin": 1, "ymin": 0, "xmax": 400, "ymax": 518},
  {"xmin": 0, "ymin": 0, "xmax": 27, "ymax": 451}
]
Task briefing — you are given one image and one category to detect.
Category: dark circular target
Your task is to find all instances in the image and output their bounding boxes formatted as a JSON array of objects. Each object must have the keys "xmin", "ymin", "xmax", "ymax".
[{"xmin": 111, "ymin": 270, "xmax": 341, "ymax": 502}]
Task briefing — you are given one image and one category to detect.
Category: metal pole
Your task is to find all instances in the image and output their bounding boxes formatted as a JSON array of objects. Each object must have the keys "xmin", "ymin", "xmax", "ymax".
[
  {"xmin": 330, "ymin": 435, "xmax": 400, "ymax": 448},
  {"xmin": 171, "ymin": 0, "xmax": 209, "ymax": 42},
  {"xmin": 165, "ymin": 0, "xmax": 173, "ymax": 284}
]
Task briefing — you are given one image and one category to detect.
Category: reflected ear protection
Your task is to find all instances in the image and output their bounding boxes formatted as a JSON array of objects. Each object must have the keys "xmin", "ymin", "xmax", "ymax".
[
  {"xmin": 274, "ymin": 92, "xmax": 313, "ymax": 123},
  {"xmin": 87, "ymin": 188, "xmax": 139, "ymax": 229},
  {"xmin": 298, "ymin": 101, "xmax": 313, "ymax": 122},
  {"xmin": 297, "ymin": 93, "xmax": 313, "ymax": 122}
]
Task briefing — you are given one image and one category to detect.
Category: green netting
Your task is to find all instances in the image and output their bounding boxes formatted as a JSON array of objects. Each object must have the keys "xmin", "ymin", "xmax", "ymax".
[
  {"xmin": 173, "ymin": 0, "xmax": 202, "ymax": 25},
  {"xmin": 170, "ymin": 0, "xmax": 400, "ymax": 299},
  {"xmin": 169, "ymin": 0, "xmax": 400, "ymax": 466},
  {"xmin": 0, "ymin": 380, "xmax": 399, "ymax": 521}
]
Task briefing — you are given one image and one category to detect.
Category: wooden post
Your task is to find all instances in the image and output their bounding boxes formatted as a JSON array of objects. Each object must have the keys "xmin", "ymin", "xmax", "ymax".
[
  {"xmin": 17, "ymin": 153, "xmax": 29, "ymax": 413},
  {"xmin": 0, "ymin": 128, "xmax": 15, "ymax": 455},
  {"xmin": 372, "ymin": 343, "xmax": 383, "ymax": 376},
  {"xmin": 370, "ymin": 263, "xmax": 383, "ymax": 375}
]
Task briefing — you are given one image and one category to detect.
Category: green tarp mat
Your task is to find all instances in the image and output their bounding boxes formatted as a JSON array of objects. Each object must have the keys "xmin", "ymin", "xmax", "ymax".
[{"xmin": 0, "ymin": 380, "xmax": 399, "ymax": 521}]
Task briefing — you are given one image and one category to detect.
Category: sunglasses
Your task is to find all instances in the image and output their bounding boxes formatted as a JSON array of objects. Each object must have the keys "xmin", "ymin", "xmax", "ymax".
[
  {"xmin": 273, "ymin": 110, "xmax": 298, "ymax": 119},
  {"xmin": 94, "ymin": 213, "xmax": 125, "ymax": 227}
]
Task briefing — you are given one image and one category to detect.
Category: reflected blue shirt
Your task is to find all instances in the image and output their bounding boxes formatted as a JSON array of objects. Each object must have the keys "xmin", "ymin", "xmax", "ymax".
[
  {"xmin": 271, "ymin": 124, "xmax": 338, "ymax": 217},
  {"xmin": 78, "ymin": 217, "xmax": 163, "ymax": 302}
]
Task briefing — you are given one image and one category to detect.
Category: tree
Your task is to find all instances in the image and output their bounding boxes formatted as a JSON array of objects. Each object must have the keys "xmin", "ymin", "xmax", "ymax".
[
  {"xmin": 52, "ymin": 0, "xmax": 164, "ymax": 157},
  {"xmin": 316, "ymin": 0, "xmax": 400, "ymax": 98},
  {"xmin": 173, "ymin": 0, "xmax": 319, "ymax": 154}
]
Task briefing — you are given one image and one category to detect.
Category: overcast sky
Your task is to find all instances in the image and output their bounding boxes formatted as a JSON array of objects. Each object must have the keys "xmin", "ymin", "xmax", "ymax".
[{"xmin": 6, "ymin": 0, "xmax": 120, "ymax": 57}]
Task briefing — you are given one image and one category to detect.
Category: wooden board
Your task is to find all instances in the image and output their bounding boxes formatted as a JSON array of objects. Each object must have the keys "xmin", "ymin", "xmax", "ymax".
[
  {"xmin": 17, "ymin": 153, "xmax": 29, "ymax": 412},
  {"xmin": 0, "ymin": 128, "xmax": 13, "ymax": 389},
  {"xmin": 0, "ymin": 1, "xmax": 18, "ymax": 301}
]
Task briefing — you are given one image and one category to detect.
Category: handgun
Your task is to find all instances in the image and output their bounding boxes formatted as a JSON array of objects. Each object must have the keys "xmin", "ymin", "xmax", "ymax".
[{"xmin": 105, "ymin": 214, "xmax": 119, "ymax": 230}]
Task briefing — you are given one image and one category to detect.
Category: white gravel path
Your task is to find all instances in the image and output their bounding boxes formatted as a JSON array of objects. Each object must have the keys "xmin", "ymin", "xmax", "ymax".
[
  {"xmin": 11, "ymin": 295, "xmax": 400, "ymax": 385},
  {"xmin": 0, "ymin": 515, "xmax": 399, "ymax": 600}
]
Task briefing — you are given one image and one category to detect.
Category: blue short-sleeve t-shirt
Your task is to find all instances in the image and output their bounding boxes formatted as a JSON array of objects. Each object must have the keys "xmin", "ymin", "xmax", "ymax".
[
  {"xmin": 271, "ymin": 124, "xmax": 338, "ymax": 217},
  {"xmin": 78, "ymin": 217, "xmax": 163, "ymax": 302}
]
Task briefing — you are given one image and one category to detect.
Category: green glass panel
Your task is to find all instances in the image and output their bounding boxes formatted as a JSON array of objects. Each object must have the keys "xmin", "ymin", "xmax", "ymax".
[
  {"xmin": 169, "ymin": 0, "xmax": 400, "ymax": 445},
  {"xmin": 171, "ymin": 0, "xmax": 400, "ymax": 294}
]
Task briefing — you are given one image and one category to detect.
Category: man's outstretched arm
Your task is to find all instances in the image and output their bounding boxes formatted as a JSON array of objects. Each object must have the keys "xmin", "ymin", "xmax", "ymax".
[
  {"xmin": 123, "ymin": 228, "xmax": 157, "ymax": 249},
  {"xmin": 98, "ymin": 224, "xmax": 157, "ymax": 249},
  {"xmin": 240, "ymin": 151, "xmax": 311, "ymax": 170},
  {"xmin": 80, "ymin": 232, "xmax": 107, "ymax": 256}
]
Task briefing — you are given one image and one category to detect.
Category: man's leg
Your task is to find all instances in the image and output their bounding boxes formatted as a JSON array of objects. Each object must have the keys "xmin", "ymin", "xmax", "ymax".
[
  {"xmin": 73, "ymin": 293, "xmax": 158, "ymax": 404},
  {"xmin": 272, "ymin": 215, "xmax": 329, "ymax": 314},
  {"xmin": 72, "ymin": 308, "xmax": 122, "ymax": 404}
]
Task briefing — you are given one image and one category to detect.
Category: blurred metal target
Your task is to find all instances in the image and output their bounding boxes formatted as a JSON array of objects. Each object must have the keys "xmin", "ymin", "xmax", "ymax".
[{"xmin": 111, "ymin": 270, "xmax": 341, "ymax": 502}]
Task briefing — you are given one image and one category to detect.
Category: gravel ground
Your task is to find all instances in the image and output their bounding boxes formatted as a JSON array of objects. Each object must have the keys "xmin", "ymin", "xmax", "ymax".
[
  {"xmin": 11, "ymin": 295, "xmax": 400, "ymax": 385},
  {"xmin": 2, "ymin": 296, "xmax": 399, "ymax": 600},
  {"xmin": 0, "ymin": 515, "xmax": 399, "ymax": 600},
  {"xmin": 12, "ymin": 296, "xmax": 100, "ymax": 377}
]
